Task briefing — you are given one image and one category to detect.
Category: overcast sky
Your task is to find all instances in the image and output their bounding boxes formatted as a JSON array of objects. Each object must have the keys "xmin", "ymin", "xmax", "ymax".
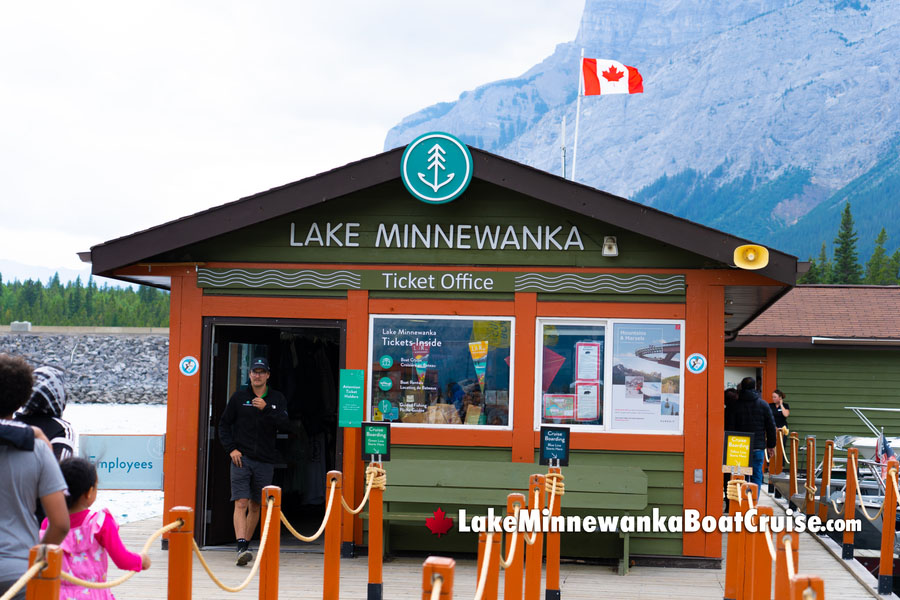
[{"xmin": 0, "ymin": 2, "xmax": 584, "ymax": 279}]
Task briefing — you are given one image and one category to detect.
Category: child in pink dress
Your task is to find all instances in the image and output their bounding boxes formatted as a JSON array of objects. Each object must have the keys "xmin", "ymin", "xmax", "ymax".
[{"xmin": 41, "ymin": 458, "xmax": 150, "ymax": 599}]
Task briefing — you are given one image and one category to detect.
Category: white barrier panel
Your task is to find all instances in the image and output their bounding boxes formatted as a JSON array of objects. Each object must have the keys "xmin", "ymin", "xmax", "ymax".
[{"xmin": 79, "ymin": 434, "xmax": 165, "ymax": 490}]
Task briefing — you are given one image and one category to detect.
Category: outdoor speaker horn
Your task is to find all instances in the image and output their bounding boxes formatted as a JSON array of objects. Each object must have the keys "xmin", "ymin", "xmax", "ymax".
[{"xmin": 733, "ymin": 245, "xmax": 770, "ymax": 270}]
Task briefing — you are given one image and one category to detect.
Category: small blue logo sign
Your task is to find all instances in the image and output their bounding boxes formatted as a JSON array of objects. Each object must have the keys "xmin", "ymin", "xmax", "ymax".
[
  {"xmin": 686, "ymin": 353, "xmax": 707, "ymax": 374},
  {"xmin": 179, "ymin": 356, "xmax": 199, "ymax": 376},
  {"xmin": 401, "ymin": 132, "xmax": 473, "ymax": 204}
]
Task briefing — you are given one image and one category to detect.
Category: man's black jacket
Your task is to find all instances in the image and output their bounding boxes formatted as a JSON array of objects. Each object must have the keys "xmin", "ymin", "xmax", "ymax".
[
  {"xmin": 725, "ymin": 389, "xmax": 776, "ymax": 451},
  {"xmin": 218, "ymin": 386, "xmax": 289, "ymax": 463}
]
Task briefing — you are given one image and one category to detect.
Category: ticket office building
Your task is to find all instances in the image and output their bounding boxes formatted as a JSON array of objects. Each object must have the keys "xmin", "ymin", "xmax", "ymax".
[{"xmin": 88, "ymin": 146, "xmax": 797, "ymax": 560}]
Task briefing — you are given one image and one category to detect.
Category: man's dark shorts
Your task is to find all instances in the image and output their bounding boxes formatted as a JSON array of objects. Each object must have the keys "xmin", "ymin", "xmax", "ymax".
[{"xmin": 230, "ymin": 455, "xmax": 275, "ymax": 502}]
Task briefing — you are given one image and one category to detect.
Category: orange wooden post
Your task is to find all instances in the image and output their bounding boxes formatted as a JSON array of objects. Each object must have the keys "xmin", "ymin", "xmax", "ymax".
[
  {"xmin": 504, "ymin": 493, "xmax": 526, "ymax": 600},
  {"xmin": 723, "ymin": 475, "xmax": 745, "ymax": 600},
  {"xmin": 422, "ymin": 556, "xmax": 455, "ymax": 600},
  {"xmin": 476, "ymin": 532, "xmax": 501, "ymax": 600},
  {"xmin": 741, "ymin": 483, "xmax": 760, "ymax": 600},
  {"xmin": 476, "ymin": 532, "xmax": 487, "ymax": 592},
  {"xmin": 367, "ymin": 462, "xmax": 384, "ymax": 600},
  {"xmin": 25, "ymin": 545, "xmax": 62, "ymax": 600},
  {"xmin": 878, "ymin": 458, "xmax": 898, "ymax": 595},
  {"xmin": 789, "ymin": 434, "xmax": 799, "ymax": 502},
  {"xmin": 817, "ymin": 441, "xmax": 834, "ymax": 527},
  {"xmin": 771, "ymin": 428, "xmax": 785, "ymax": 476},
  {"xmin": 324, "ymin": 471, "xmax": 343, "ymax": 600},
  {"xmin": 167, "ymin": 506, "xmax": 194, "ymax": 600},
  {"xmin": 804, "ymin": 436, "xmax": 816, "ymax": 516},
  {"xmin": 524, "ymin": 474, "xmax": 545, "ymax": 600},
  {"xmin": 545, "ymin": 467, "xmax": 562, "ymax": 600},
  {"xmin": 259, "ymin": 486, "xmax": 281, "ymax": 600},
  {"xmin": 789, "ymin": 576, "xmax": 825, "ymax": 600},
  {"xmin": 752, "ymin": 506, "xmax": 774, "ymax": 600},
  {"xmin": 774, "ymin": 532, "xmax": 799, "ymax": 600},
  {"xmin": 841, "ymin": 448, "xmax": 858, "ymax": 559}
]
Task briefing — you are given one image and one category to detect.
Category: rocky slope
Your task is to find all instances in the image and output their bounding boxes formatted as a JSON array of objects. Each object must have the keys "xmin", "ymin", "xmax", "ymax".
[{"xmin": 1, "ymin": 333, "xmax": 168, "ymax": 404}]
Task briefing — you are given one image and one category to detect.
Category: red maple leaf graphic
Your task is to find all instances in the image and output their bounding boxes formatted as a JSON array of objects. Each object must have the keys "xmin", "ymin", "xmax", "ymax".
[
  {"xmin": 425, "ymin": 507, "xmax": 454, "ymax": 537},
  {"xmin": 602, "ymin": 65, "xmax": 625, "ymax": 82}
]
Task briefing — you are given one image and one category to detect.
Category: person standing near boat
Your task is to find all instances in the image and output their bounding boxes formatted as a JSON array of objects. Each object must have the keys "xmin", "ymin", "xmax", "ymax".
[
  {"xmin": 769, "ymin": 388, "xmax": 790, "ymax": 429},
  {"xmin": 725, "ymin": 377, "xmax": 776, "ymax": 497}
]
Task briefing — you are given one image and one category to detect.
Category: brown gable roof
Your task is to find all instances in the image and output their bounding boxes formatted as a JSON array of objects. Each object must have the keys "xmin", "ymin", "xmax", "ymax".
[{"xmin": 737, "ymin": 285, "xmax": 900, "ymax": 344}]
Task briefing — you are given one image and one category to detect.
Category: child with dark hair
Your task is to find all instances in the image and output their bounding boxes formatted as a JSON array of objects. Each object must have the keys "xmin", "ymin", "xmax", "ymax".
[{"xmin": 41, "ymin": 458, "xmax": 150, "ymax": 598}]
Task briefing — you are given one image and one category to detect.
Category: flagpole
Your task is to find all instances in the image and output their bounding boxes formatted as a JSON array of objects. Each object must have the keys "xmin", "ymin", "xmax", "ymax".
[
  {"xmin": 560, "ymin": 115, "xmax": 566, "ymax": 177},
  {"xmin": 571, "ymin": 48, "xmax": 584, "ymax": 181}
]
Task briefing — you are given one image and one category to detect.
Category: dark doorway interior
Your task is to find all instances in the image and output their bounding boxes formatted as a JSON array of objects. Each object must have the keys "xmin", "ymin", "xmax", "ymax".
[{"xmin": 199, "ymin": 320, "xmax": 344, "ymax": 550}]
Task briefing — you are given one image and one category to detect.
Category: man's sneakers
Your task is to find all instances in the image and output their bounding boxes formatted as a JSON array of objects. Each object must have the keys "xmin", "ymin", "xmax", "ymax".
[{"xmin": 235, "ymin": 539, "xmax": 253, "ymax": 566}]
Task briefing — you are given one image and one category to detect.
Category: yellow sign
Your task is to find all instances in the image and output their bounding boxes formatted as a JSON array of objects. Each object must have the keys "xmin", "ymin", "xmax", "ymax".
[{"xmin": 723, "ymin": 433, "xmax": 753, "ymax": 475}]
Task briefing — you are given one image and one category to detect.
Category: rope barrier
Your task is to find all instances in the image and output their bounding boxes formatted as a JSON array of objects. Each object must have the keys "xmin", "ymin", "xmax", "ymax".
[
  {"xmin": 0, "ymin": 559, "xmax": 46, "ymax": 600},
  {"xmin": 341, "ymin": 464, "xmax": 384, "ymax": 515},
  {"xmin": 430, "ymin": 574, "xmax": 443, "ymax": 600},
  {"xmin": 726, "ymin": 479, "xmax": 747, "ymax": 504},
  {"xmin": 784, "ymin": 536, "xmax": 796, "ymax": 579},
  {"xmin": 522, "ymin": 488, "xmax": 541, "ymax": 546},
  {"xmin": 58, "ymin": 519, "xmax": 184, "ymax": 589},
  {"xmin": 545, "ymin": 472, "xmax": 565, "ymax": 515},
  {"xmin": 890, "ymin": 468, "xmax": 900, "ymax": 509},
  {"xmin": 499, "ymin": 506, "xmax": 521, "ymax": 569},
  {"xmin": 281, "ymin": 479, "xmax": 337, "ymax": 542},
  {"xmin": 473, "ymin": 533, "xmax": 494, "ymax": 600},
  {"xmin": 802, "ymin": 587, "xmax": 817, "ymax": 600},
  {"xmin": 850, "ymin": 453, "xmax": 885, "ymax": 522},
  {"xmin": 780, "ymin": 427, "xmax": 791, "ymax": 465},
  {"xmin": 191, "ymin": 496, "xmax": 275, "ymax": 593},
  {"xmin": 745, "ymin": 488, "xmax": 777, "ymax": 561}
]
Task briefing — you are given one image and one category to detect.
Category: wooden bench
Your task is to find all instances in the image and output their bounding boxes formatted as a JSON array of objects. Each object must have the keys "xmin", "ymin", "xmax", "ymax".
[{"xmin": 361, "ymin": 458, "xmax": 648, "ymax": 574}]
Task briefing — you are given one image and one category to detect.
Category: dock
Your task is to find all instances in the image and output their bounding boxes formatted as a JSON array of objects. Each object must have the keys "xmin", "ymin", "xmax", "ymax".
[{"xmin": 107, "ymin": 491, "xmax": 892, "ymax": 599}]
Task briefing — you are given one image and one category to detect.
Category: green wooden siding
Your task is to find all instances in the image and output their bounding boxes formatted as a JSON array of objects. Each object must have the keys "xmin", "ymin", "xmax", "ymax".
[
  {"xmin": 776, "ymin": 349, "xmax": 900, "ymax": 461},
  {"xmin": 364, "ymin": 445, "xmax": 684, "ymax": 558},
  {"xmin": 150, "ymin": 180, "xmax": 716, "ymax": 269}
]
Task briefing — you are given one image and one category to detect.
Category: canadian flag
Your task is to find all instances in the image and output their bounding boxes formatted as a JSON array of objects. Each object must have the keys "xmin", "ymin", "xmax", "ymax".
[{"xmin": 582, "ymin": 58, "xmax": 643, "ymax": 95}]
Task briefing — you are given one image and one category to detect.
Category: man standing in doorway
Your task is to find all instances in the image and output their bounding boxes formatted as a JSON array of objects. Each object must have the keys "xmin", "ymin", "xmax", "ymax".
[
  {"xmin": 218, "ymin": 357, "xmax": 289, "ymax": 566},
  {"xmin": 725, "ymin": 376, "xmax": 776, "ymax": 499}
]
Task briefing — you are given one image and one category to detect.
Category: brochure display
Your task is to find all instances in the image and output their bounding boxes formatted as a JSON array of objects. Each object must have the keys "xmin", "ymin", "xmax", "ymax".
[
  {"xmin": 610, "ymin": 321, "xmax": 683, "ymax": 432},
  {"xmin": 369, "ymin": 315, "xmax": 513, "ymax": 427},
  {"xmin": 538, "ymin": 322, "xmax": 605, "ymax": 426}
]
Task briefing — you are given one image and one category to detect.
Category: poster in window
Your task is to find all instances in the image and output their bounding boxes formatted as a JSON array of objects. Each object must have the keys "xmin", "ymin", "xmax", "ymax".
[
  {"xmin": 575, "ymin": 342, "xmax": 601, "ymax": 381},
  {"xmin": 574, "ymin": 381, "xmax": 600, "ymax": 421},
  {"xmin": 538, "ymin": 322, "xmax": 605, "ymax": 427},
  {"xmin": 370, "ymin": 316, "xmax": 513, "ymax": 427},
  {"xmin": 610, "ymin": 322, "xmax": 682, "ymax": 432},
  {"xmin": 543, "ymin": 394, "xmax": 576, "ymax": 420}
]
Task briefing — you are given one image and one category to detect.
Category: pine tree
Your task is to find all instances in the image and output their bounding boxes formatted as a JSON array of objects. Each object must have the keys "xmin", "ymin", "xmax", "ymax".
[
  {"xmin": 831, "ymin": 202, "xmax": 863, "ymax": 284},
  {"xmin": 816, "ymin": 243, "xmax": 832, "ymax": 284},
  {"xmin": 864, "ymin": 228, "xmax": 895, "ymax": 285},
  {"xmin": 798, "ymin": 255, "xmax": 820, "ymax": 283}
]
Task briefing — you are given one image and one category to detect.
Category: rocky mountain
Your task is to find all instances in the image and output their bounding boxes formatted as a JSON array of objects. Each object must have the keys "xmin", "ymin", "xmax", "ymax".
[{"xmin": 385, "ymin": 0, "xmax": 900, "ymax": 261}]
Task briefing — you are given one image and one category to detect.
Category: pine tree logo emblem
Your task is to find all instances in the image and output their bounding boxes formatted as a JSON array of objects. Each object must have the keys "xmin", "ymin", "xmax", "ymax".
[{"xmin": 401, "ymin": 132, "xmax": 473, "ymax": 204}]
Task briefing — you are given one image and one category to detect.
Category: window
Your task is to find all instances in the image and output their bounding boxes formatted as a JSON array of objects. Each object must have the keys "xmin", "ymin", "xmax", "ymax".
[
  {"xmin": 536, "ymin": 318, "xmax": 684, "ymax": 433},
  {"xmin": 369, "ymin": 315, "xmax": 514, "ymax": 428}
]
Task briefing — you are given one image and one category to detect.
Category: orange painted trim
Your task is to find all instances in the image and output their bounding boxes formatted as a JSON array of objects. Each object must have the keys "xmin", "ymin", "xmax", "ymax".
[
  {"xmin": 163, "ymin": 273, "xmax": 204, "ymax": 528},
  {"xmin": 368, "ymin": 298, "xmax": 514, "ymax": 315},
  {"xmin": 512, "ymin": 293, "xmax": 538, "ymax": 462},
  {"xmin": 704, "ymin": 285, "xmax": 725, "ymax": 558},
  {"xmin": 682, "ymin": 272, "xmax": 711, "ymax": 557},
  {"xmin": 763, "ymin": 348, "xmax": 778, "ymax": 403},
  {"xmin": 536, "ymin": 302, "xmax": 684, "ymax": 319},
  {"xmin": 345, "ymin": 290, "xmax": 369, "ymax": 547},
  {"xmin": 200, "ymin": 295, "xmax": 347, "ymax": 319},
  {"xmin": 392, "ymin": 428, "xmax": 513, "ymax": 446}
]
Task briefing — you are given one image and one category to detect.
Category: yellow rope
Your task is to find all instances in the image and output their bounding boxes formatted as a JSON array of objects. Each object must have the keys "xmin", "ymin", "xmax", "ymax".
[
  {"xmin": 341, "ymin": 464, "xmax": 385, "ymax": 515},
  {"xmin": 780, "ymin": 428, "xmax": 791, "ymax": 465},
  {"xmin": 499, "ymin": 506, "xmax": 521, "ymax": 569},
  {"xmin": 282, "ymin": 479, "xmax": 337, "ymax": 542},
  {"xmin": 802, "ymin": 586, "xmax": 817, "ymax": 600},
  {"xmin": 851, "ymin": 453, "xmax": 885, "ymax": 522},
  {"xmin": 0, "ymin": 559, "xmax": 46, "ymax": 600},
  {"xmin": 784, "ymin": 536, "xmax": 796, "ymax": 578},
  {"xmin": 890, "ymin": 468, "xmax": 900, "ymax": 509},
  {"xmin": 191, "ymin": 496, "xmax": 275, "ymax": 592},
  {"xmin": 430, "ymin": 574, "xmax": 443, "ymax": 600},
  {"xmin": 473, "ymin": 533, "xmax": 494, "ymax": 600},
  {"xmin": 545, "ymin": 472, "xmax": 565, "ymax": 515},
  {"xmin": 58, "ymin": 519, "xmax": 184, "ymax": 589},
  {"xmin": 726, "ymin": 479, "xmax": 747, "ymax": 504},
  {"xmin": 522, "ymin": 488, "xmax": 541, "ymax": 546},
  {"xmin": 745, "ymin": 488, "xmax": 777, "ymax": 561}
]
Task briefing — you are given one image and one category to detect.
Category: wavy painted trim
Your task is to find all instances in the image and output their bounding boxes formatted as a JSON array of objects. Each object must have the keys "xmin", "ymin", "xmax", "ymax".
[
  {"xmin": 514, "ymin": 273, "xmax": 684, "ymax": 294},
  {"xmin": 198, "ymin": 268, "xmax": 361, "ymax": 290}
]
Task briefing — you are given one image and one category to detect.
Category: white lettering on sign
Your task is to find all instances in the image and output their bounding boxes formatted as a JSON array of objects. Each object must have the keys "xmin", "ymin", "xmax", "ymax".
[
  {"xmin": 291, "ymin": 222, "xmax": 586, "ymax": 251},
  {"xmin": 380, "ymin": 271, "xmax": 495, "ymax": 292}
]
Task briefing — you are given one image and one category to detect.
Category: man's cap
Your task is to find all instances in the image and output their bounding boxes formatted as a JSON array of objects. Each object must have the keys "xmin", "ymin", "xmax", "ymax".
[{"xmin": 250, "ymin": 357, "xmax": 270, "ymax": 372}]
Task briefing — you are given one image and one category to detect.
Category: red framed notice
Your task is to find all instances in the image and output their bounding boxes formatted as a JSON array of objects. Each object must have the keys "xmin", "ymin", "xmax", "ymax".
[
  {"xmin": 575, "ymin": 342, "xmax": 601, "ymax": 381},
  {"xmin": 574, "ymin": 381, "xmax": 600, "ymax": 421}
]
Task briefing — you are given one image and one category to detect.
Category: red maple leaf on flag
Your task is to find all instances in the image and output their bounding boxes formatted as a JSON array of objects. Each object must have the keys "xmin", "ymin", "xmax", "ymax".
[
  {"xmin": 602, "ymin": 65, "xmax": 625, "ymax": 82},
  {"xmin": 425, "ymin": 507, "xmax": 454, "ymax": 537}
]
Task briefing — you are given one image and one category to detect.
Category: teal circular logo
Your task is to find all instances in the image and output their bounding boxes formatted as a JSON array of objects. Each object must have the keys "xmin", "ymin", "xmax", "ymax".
[
  {"xmin": 378, "ymin": 377, "xmax": 393, "ymax": 391},
  {"xmin": 400, "ymin": 132, "xmax": 473, "ymax": 204},
  {"xmin": 379, "ymin": 355, "xmax": 394, "ymax": 369},
  {"xmin": 378, "ymin": 400, "xmax": 393, "ymax": 415}
]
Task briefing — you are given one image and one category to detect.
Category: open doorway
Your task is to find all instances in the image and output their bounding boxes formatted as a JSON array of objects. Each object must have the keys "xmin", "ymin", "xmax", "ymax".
[{"xmin": 197, "ymin": 318, "xmax": 345, "ymax": 549}]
